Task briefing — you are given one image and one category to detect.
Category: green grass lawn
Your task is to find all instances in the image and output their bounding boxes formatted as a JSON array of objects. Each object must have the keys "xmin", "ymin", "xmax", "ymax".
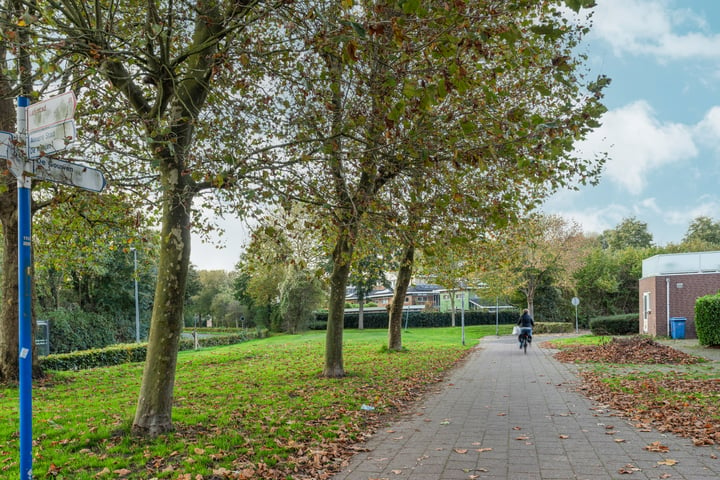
[
  {"xmin": 0, "ymin": 325, "xmax": 511, "ymax": 479},
  {"xmin": 542, "ymin": 334, "xmax": 610, "ymax": 348}
]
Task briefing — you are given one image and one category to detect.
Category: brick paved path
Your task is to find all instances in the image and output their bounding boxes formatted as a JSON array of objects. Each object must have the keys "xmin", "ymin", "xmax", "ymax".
[{"xmin": 330, "ymin": 335, "xmax": 720, "ymax": 480}]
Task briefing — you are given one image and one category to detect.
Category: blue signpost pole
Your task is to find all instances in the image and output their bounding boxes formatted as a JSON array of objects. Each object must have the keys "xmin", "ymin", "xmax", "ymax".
[{"xmin": 17, "ymin": 95, "xmax": 33, "ymax": 480}]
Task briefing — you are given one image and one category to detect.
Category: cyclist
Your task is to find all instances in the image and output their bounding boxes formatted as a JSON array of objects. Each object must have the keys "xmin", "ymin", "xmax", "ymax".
[{"xmin": 517, "ymin": 308, "xmax": 534, "ymax": 348}]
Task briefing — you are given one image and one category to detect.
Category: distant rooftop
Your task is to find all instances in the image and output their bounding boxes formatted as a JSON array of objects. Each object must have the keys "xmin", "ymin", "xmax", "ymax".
[
  {"xmin": 407, "ymin": 284, "xmax": 443, "ymax": 293},
  {"xmin": 642, "ymin": 251, "xmax": 720, "ymax": 277}
]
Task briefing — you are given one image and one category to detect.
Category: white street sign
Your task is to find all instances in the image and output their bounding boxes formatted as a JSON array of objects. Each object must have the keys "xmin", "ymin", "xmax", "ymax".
[
  {"xmin": 30, "ymin": 157, "xmax": 106, "ymax": 192},
  {"xmin": 0, "ymin": 131, "xmax": 14, "ymax": 160},
  {"xmin": 27, "ymin": 120, "xmax": 76, "ymax": 159},
  {"xmin": 26, "ymin": 91, "xmax": 76, "ymax": 132}
]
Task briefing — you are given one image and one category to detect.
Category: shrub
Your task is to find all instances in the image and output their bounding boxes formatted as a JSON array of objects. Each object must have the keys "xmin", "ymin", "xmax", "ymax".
[
  {"xmin": 695, "ymin": 294, "xmax": 720, "ymax": 346},
  {"xmin": 589, "ymin": 314, "xmax": 639, "ymax": 336},
  {"xmin": 40, "ymin": 344, "xmax": 148, "ymax": 371},
  {"xmin": 533, "ymin": 322, "xmax": 574, "ymax": 334},
  {"xmin": 43, "ymin": 308, "xmax": 117, "ymax": 353},
  {"xmin": 40, "ymin": 332, "xmax": 260, "ymax": 371}
]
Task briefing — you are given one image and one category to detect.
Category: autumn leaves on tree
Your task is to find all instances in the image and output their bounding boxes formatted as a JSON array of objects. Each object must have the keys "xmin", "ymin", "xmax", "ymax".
[{"xmin": 0, "ymin": 0, "xmax": 608, "ymax": 436}]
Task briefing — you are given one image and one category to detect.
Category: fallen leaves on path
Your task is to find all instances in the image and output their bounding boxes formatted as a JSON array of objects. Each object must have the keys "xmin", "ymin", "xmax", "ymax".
[{"xmin": 645, "ymin": 441, "xmax": 669, "ymax": 452}]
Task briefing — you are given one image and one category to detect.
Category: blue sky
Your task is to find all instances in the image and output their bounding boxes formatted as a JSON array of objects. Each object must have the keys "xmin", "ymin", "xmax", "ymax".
[
  {"xmin": 543, "ymin": 0, "xmax": 720, "ymax": 245},
  {"xmin": 191, "ymin": 0, "xmax": 720, "ymax": 270}
]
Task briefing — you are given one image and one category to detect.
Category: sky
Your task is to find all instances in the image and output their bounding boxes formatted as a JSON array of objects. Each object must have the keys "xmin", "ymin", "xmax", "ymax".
[
  {"xmin": 191, "ymin": 0, "xmax": 720, "ymax": 271},
  {"xmin": 543, "ymin": 0, "xmax": 720, "ymax": 245}
]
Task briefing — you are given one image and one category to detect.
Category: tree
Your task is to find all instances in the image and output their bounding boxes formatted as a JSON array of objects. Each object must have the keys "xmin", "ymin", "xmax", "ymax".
[
  {"xmin": 600, "ymin": 217, "xmax": 654, "ymax": 250},
  {"xmin": 237, "ymin": 247, "xmax": 286, "ymax": 332},
  {"xmin": 348, "ymin": 252, "xmax": 390, "ymax": 330},
  {"xmin": 0, "ymin": 0, "xmax": 38, "ymax": 382},
  {"xmin": 274, "ymin": 0, "xmax": 608, "ymax": 376},
  {"xmin": 682, "ymin": 216, "xmax": 720, "ymax": 248},
  {"xmin": 28, "ymin": 0, "xmax": 284, "ymax": 435},
  {"xmin": 234, "ymin": 205, "xmax": 329, "ymax": 332},
  {"xmin": 279, "ymin": 268, "xmax": 324, "ymax": 334},
  {"xmin": 417, "ymin": 241, "xmax": 475, "ymax": 327},
  {"xmin": 210, "ymin": 291, "xmax": 243, "ymax": 328},
  {"xmin": 505, "ymin": 214, "xmax": 586, "ymax": 316},
  {"xmin": 574, "ymin": 245, "xmax": 648, "ymax": 317},
  {"xmin": 188, "ymin": 270, "xmax": 233, "ymax": 327}
]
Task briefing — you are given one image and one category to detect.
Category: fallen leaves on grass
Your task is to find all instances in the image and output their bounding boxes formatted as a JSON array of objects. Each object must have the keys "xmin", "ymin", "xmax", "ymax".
[
  {"xmin": 553, "ymin": 337, "xmax": 699, "ymax": 365},
  {"xmin": 554, "ymin": 337, "xmax": 720, "ymax": 446}
]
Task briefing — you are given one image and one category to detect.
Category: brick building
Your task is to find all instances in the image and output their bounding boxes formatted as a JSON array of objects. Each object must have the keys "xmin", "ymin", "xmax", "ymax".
[{"xmin": 639, "ymin": 251, "xmax": 720, "ymax": 339}]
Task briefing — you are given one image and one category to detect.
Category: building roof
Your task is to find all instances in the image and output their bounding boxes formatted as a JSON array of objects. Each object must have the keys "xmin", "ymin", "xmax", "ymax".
[
  {"xmin": 642, "ymin": 251, "xmax": 720, "ymax": 277},
  {"xmin": 406, "ymin": 284, "xmax": 443, "ymax": 293},
  {"xmin": 345, "ymin": 286, "xmax": 394, "ymax": 300}
]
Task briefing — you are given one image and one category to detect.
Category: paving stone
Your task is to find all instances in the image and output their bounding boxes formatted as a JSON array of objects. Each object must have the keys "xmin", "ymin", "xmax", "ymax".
[{"xmin": 331, "ymin": 335, "xmax": 720, "ymax": 480}]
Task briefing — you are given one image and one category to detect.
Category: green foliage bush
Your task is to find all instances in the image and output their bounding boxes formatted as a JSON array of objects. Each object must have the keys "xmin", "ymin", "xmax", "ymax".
[
  {"xmin": 589, "ymin": 314, "xmax": 639, "ymax": 336},
  {"xmin": 695, "ymin": 294, "xmax": 720, "ymax": 346},
  {"xmin": 533, "ymin": 322, "xmax": 574, "ymax": 334},
  {"xmin": 40, "ymin": 332, "xmax": 258, "ymax": 371},
  {"xmin": 44, "ymin": 308, "xmax": 118, "ymax": 354}
]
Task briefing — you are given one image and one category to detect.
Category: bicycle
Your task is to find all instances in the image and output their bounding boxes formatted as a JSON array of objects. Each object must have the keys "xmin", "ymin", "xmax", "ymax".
[{"xmin": 518, "ymin": 329, "xmax": 532, "ymax": 354}]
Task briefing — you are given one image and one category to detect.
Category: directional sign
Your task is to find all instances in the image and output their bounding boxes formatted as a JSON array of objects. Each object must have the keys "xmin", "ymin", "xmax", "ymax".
[
  {"xmin": 27, "ymin": 120, "xmax": 76, "ymax": 158},
  {"xmin": 0, "ymin": 131, "xmax": 14, "ymax": 160},
  {"xmin": 30, "ymin": 157, "xmax": 106, "ymax": 192},
  {"xmin": 27, "ymin": 91, "xmax": 76, "ymax": 132}
]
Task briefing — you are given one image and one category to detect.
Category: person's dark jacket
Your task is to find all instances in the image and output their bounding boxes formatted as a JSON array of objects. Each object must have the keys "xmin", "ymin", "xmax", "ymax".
[{"xmin": 517, "ymin": 312, "xmax": 534, "ymax": 328}]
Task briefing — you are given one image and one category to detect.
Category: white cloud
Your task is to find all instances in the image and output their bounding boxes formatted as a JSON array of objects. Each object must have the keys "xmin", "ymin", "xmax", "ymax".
[
  {"xmin": 561, "ymin": 207, "xmax": 626, "ymax": 236},
  {"xmin": 635, "ymin": 197, "xmax": 662, "ymax": 214},
  {"xmin": 592, "ymin": 0, "xmax": 720, "ymax": 60},
  {"xmin": 542, "ymin": 191, "xmax": 631, "ymax": 236},
  {"xmin": 577, "ymin": 100, "xmax": 697, "ymax": 195},
  {"xmin": 663, "ymin": 196, "xmax": 720, "ymax": 226},
  {"xmin": 694, "ymin": 106, "xmax": 720, "ymax": 150}
]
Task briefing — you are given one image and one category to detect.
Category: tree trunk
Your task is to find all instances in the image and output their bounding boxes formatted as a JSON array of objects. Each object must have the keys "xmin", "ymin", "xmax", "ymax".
[
  {"xmin": 388, "ymin": 244, "xmax": 414, "ymax": 351},
  {"xmin": 132, "ymin": 182, "xmax": 191, "ymax": 436},
  {"xmin": 0, "ymin": 182, "xmax": 20, "ymax": 382},
  {"xmin": 324, "ymin": 228, "xmax": 354, "ymax": 378},
  {"xmin": 0, "ymin": 75, "xmax": 39, "ymax": 380}
]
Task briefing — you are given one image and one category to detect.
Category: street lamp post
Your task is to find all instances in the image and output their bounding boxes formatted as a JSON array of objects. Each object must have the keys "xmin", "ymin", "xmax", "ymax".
[
  {"xmin": 460, "ymin": 292, "xmax": 465, "ymax": 346},
  {"xmin": 132, "ymin": 248, "xmax": 140, "ymax": 343},
  {"xmin": 571, "ymin": 296, "xmax": 580, "ymax": 334}
]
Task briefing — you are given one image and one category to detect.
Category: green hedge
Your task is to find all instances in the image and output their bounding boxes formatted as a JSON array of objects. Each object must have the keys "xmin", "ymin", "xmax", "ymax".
[
  {"xmin": 313, "ymin": 310, "xmax": 520, "ymax": 329},
  {"xmin": 589, "ymin": 314, "xmax": 639, "ymax": 336},
  {"xmin": 533, "ymin": 322, "xmax": 574, "ymax": 334},
  {"xmin": 695, "ymin": 294, "xmax": 720, "ymax": 346},
  {"xmin": 40, "ymin": 332, "xmax": 260, "ymax": 371}
]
